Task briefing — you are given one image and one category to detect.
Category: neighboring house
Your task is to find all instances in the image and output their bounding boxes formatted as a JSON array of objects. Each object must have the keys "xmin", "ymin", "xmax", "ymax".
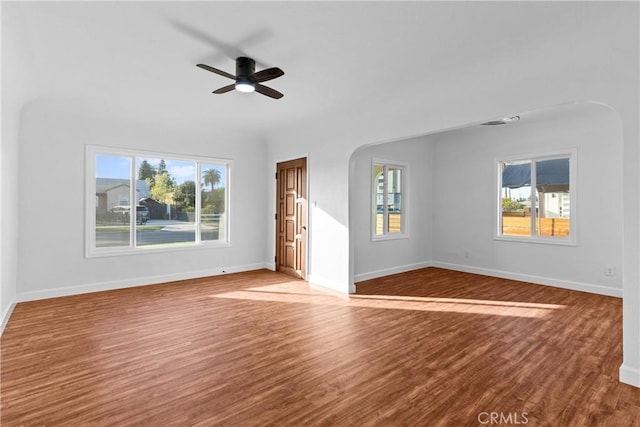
[
  {"xmin": 542, "ymin": 192, "xmax": 570, "ymax": 218},
  {"xmin": 95, "ymin": 178, "xmax": 150, "ymax": 218}
]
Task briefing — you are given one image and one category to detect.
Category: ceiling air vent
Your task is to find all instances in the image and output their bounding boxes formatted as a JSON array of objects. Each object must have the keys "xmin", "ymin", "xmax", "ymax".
[{"xmin": 481, "ymin": 115, "xmax": 520, "ymax": 125}]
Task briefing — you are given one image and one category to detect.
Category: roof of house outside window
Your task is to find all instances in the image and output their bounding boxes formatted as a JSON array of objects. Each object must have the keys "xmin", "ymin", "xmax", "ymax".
[{"xmin": 95, "ymin": 178, "xmax": 150, "ymax": 199}]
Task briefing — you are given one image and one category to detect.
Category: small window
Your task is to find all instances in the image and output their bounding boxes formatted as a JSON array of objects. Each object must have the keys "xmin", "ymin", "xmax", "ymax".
[
  {"xmin": 87, "ymin": 146, "xmax": 231, "ymax": 257},
  {"xmin": 497, "ymin": 152, "xmax": 575, "ymax": 244},
  {"xmin": 372, "ymin": 161, "xmax": 407, "ymax": 240}
]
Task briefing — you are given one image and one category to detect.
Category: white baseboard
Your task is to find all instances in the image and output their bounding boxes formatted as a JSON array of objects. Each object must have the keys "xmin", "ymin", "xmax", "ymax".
[
  {"xmin": 354, "ymin": 261, "xmax": 432, "ymax": 283},
  {"xmin": 307, "ymin": 274, "xmax": 350, "ymax": 295},
  {"xmin": 1, "ymin": 301, "xmax": 16, "ymax": 336},
  {"xmin": 17, "ymin": 262, "xmax": 272, "ymax": 302},
  {"xmin": 620, "ymin": 364, "xmax": 640, "ymax": 388},
  {"xmin": 431, "ymin": 261, "xmax": 623, "ymax": 298},
  {"xmin": 308, "ymin": 282, "xmax": 351, "ymax": 299}
]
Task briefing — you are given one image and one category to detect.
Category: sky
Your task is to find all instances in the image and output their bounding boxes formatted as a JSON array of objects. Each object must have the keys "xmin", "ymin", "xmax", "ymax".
[{"xmin": 96, "ymin": 155, "xmax": 226, "ymax": 188}]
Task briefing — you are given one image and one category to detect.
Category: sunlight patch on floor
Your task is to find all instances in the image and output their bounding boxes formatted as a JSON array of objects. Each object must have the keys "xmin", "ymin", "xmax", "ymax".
[{"xmin": 209, "ymin": 282, "xmax": 565, "ymax": 318}]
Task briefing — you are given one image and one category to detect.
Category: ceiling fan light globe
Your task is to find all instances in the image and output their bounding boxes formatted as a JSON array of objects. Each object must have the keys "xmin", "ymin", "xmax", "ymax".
[{"xmin": 235, "ymin": 81, "xmax": 255, "ymax": 93}]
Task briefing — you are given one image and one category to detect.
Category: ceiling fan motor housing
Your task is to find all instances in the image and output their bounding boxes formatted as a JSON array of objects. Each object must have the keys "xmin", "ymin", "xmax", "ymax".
[{"xmin": 236, "ymin": 57, "xmax": 256, "ymax": 79}]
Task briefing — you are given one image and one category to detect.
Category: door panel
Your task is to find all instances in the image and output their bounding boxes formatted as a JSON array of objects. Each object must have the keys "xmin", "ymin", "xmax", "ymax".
[{"xmin": 276, "ymin": 158, "xmax": 307, "ymax": 279}]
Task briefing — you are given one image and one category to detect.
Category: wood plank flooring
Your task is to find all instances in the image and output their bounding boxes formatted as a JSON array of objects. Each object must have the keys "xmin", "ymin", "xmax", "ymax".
[{"xmin": 1, "ymin": 268, "xmax": 638, "ymax": 426}]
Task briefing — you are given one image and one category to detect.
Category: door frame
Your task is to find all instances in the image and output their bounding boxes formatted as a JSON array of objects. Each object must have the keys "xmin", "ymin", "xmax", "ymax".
[{"xmin": 274, "ymin": 155, "xmax": 309, "ymax": 280}]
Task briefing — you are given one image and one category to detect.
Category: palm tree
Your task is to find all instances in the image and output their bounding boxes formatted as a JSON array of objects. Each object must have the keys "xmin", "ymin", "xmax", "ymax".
[{"xmin": 202, "ymin": 168, "xmax": 221, "ymax": 192}]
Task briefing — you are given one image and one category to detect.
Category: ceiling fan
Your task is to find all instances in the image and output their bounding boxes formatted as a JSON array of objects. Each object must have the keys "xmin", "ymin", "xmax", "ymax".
[{"xmin": 197, "ymin": 57, "xmax": 284, "ymax": 99}]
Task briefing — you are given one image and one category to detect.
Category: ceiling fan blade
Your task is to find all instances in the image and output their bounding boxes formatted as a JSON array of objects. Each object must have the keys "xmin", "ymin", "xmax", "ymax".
[
  {"xmin": 213, "ymin": 84, "xmax": 236, "ymax": 94},
  {"xmin": 255, "ymin": 84, "xmax": 283, "ymax": 99},
  {"xmin": 197, "ymin": 64, "xmax": 235, "ymax": 80},
  {"xmin": 251, "ymin": 67, "xmax": 284, "ymax": 83}
]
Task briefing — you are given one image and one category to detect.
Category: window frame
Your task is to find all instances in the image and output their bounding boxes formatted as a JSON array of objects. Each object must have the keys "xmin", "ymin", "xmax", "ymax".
[
  {"xmin": 371, "ymin": 158, "xmax": 409, "ymax": 241},
  {"xmin": 495, "ymin": 149, "xmax": 577, "ymax": 246},
  {"xmin": 85, "ymin": 145, "xmax": 232, "ymax": 258}
]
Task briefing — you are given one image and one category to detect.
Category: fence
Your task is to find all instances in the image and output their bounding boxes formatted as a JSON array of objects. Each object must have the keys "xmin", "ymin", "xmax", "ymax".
[
  {"xmin": 375, "ymin": 213, "xmax": 402, "ymax": 235},
  {"xmin": 502, "ymin": 216, "xmax": 569, "ymax": 237},
  {"xmin": 376, "ymin": 212, "xmax": 568, "ymax": 237}
]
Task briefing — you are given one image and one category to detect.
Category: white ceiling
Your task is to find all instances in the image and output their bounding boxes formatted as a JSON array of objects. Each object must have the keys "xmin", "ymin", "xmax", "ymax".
[{"xmin": 3, "ymin": 1, "xmax": 621, "ymax": 138}]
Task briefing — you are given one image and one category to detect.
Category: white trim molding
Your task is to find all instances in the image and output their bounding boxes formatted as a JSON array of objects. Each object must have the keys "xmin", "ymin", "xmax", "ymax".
[
  {"xmin": 1, "ymin": 302, "xmax": 16, "ymax": 336},
  {"xmin": 354, "ymin": 261, "xmax": 621, "ymax": 297},
  {"xmin": 431, "ymin": 261, "xmax": 622, "ymax": 298},
  {"xmin": 619, "ymin": 364, "xmax": 640, "ymax": 388},
  {"xmin": 308, "ymin": 274, "xmax": 351, "ymax": 295},
  {"xmin": 495, "ymin": 149, "xmax": 577, "ymax": 246},
  {"xmin": 354, "ymin": 261, "xmax": 432, "ymax": 284},
  {"xmin": 17, "ymin": 263, "xmax": 271, "ymax": 303},
  {"xmin": 371, "ymin": 158, "xmax": 409, "ymax": 241},
  {"xmin": 85, "ymin": 145, "xmax": 233, "ymax": 258}
]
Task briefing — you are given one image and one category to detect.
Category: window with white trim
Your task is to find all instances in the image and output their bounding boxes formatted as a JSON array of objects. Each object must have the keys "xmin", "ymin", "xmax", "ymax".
[
  {"xmin": 86, "ymin": 146, "xmax": 230, "ymax": 256},
  {"xmin": 497, "ymin": 151, "xmax": 575, "ymax": 244},
  {"xmin": 372, "ymin": 161, "xmax": 407, "ymax": 239}
]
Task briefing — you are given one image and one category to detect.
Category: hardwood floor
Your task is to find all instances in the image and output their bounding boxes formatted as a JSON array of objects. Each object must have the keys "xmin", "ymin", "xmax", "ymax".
[{"xmin": 1, "ymin": 268, "xmax": 638, "ymax": 426}]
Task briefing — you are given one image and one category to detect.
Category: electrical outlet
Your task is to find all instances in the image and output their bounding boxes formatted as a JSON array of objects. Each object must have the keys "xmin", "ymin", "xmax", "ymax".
[
  {"xmin": 605, "ymin": 266, "xmax": 614, "ymax": 277},
  {"xmin": 464, "ymin": 249, "xmax": 470, "ymax": 259}
]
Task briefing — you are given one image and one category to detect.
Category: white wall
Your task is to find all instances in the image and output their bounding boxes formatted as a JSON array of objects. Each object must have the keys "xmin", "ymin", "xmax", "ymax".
[
  {"xmin": 0, "ymin": 98, "xmax": 19, "ymax": 333},
  {"xmin": 266, "ymin": 2, "xmax": 638, "ymax": 385},
  {"xmin": 350, "ymin": 136, "xmax": 433, "ymax": 282},
  {"xmin": 432, "ymin": 102, "xmax": 623, "ymax": 296},
  {"xmin": 15, "ymin": 98, "xmax": 269, "ymax": 301},
  {"xmin": 1, "ymin": 4, "xmax": 35, "ymax": 331}
]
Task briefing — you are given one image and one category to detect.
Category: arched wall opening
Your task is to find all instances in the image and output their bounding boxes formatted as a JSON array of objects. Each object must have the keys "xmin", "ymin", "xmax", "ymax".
[
  {"xmin": 349, "ymin": 101, "xmax": 623, "ymax": 296},
  {"xmin": 348, "ymin": 100, "xmax": 632, "ymax": 384}
]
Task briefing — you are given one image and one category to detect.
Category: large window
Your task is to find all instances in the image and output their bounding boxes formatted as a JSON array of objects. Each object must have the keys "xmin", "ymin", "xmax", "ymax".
[
  {"xmin": 497, "ymin": 151, "xmax": 575, "ymax": 244},
  {"xmin": 372, "ymin": 161, "xmax": 407, "ymax": 239},
  {"xmin": 87, "ymin": 146, "xmax": 230, "ymax": 256}
]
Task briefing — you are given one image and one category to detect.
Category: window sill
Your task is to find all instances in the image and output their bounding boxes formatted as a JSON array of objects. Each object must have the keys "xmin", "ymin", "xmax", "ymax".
[
  {"xmin": 494, "ymin": 235, "xmax": 576, "ymax": 246},
  {"xmin": 86, "ymin": 241, "xmax": 231, "ymax": 258},
  {"xmin": 371, "ymin": 233, "xmax": 409, "ymax": 242}
]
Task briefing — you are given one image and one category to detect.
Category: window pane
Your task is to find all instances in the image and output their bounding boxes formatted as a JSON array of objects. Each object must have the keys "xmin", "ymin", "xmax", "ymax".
[
  {"xmin": 201, "ymin": 164, "xmax": 227, "ymax": 242},
  {"xmin": 89, "ymin": 147, "xmax": 232, "ymax": 256},
  {"xmin": 95, "ymin": 155, "xmax": 132, "ymax": 248},
  {"xmin": 535, "ymin": 158, "xmax": 570, "ymax": 237},
  {"xmin": 135, "ymin": 158, "xmax": 196, "ymax": 247},
  {"xmin": 387, "ymin": 167, "xmax": 402, "ymax": 233},
  {"xmin": 373, "ymin": 164, "xmax": 384, "ymax": 236},
  {"xmin": 501, "ymin": 160, "xmax": 531, "ymax": 236}
]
